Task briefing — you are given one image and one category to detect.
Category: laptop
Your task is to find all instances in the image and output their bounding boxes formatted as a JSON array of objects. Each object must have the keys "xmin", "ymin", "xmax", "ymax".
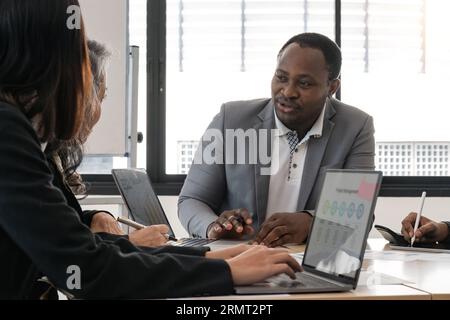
[
  {"xmin": 235, "ymin": 169, "xmax": 382, "ymax": 294},
  {"xmin": 112, "ymin": 168, "xmax": 216, "ymax": 247}
]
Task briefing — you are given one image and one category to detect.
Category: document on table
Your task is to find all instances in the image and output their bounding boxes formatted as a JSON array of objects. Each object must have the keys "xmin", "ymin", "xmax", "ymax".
[
  {"xmin": 266, "ymin": 252, "xmax": 410, "ymax": 287},
  {"xmin": 357, "ymin": 270, "xmax": 412, "ymax": 286},
  {"xmin": 364, "ymin": 250, "xmax": 450, "ymax": 262}
]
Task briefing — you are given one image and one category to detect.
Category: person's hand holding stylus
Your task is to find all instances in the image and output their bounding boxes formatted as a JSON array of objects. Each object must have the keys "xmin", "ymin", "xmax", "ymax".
[
  {"xmin": 116, "ymin": 216, "xmax": 177, "ymax": 246},
  {"xmin": 410, "ymin": 191, "xmax": 427, "ymax": 247}
]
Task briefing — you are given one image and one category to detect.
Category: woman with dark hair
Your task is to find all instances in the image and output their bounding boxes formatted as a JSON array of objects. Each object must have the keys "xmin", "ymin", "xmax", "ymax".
[{"xmin": 0, "ymin": 0, "xmax": 301, "ymax": 299}]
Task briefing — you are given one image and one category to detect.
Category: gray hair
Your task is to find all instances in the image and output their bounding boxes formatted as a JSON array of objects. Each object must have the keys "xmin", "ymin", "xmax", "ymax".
[{"xmin": 87, "ymin": 40, "xmax": 111, "ymax": 97}]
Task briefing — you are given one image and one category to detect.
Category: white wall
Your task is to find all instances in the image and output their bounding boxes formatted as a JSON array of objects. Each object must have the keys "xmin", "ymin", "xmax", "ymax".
[
  {"xmin": 79, "ymin": 0, "xmax": 129, "ymax": 155},
  {"xmin": 82, "ymin": 196, "xmax": 450, "ymax": 239}
]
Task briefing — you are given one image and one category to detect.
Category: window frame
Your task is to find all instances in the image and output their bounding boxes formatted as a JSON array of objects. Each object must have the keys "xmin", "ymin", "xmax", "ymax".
[{"xmin": 83, "ymin": 0, "xmax": 450, "ymax": 197}]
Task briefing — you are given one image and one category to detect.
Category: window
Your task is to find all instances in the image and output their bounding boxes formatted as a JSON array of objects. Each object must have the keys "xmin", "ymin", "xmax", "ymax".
[
  {"xmin": 140, "ymin": 0, "xmax": 450, "ymax": 196},
  {"xmin": 162, "ymin": 0, "xmax": 450, "ymax": 177},
  {"xmin": 165, "ymin": 0, "xmax": 334, "ymax": 174},
  {"xmin": 178, "ymin": 141, "xmax": 199, "ymax": 174},
  {"xmin": 341, "ymin": 0, "xmax": 450, "ymax": 176},
  {"xmin": 375, "ymin": 142, "xmax": 450, "ymax": 176}
]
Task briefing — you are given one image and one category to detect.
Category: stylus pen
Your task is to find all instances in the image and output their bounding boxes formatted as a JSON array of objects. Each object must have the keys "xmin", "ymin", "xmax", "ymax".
[
  {"xmin": 116, "ymin": 216, "xmax": 178, "ymax": 241},
  {"xmin": 411, "ymin": 191, "xmax": 426, "ymax": 247}
]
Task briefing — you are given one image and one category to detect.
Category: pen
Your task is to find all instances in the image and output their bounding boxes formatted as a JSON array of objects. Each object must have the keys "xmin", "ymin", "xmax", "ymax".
[
  {"xmin": 411, "ymin": 191, "xmax": 426, "ymax": 247},
  {"xmin": 116, "ymin": 216, "xmax": 178, "ymax": 241}
]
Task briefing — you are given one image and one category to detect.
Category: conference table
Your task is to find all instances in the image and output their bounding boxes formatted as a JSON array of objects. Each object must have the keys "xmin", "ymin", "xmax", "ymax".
[
  {"xmin": 79, "ymin": 196, "xmax": 450, "ymax": 300},
  {"xmin": 363, "ymin": 238, "xmax": 450, "ymax": 300},
  {"xmin": 197, "ymin": 238, "xmax": 450, "ymax": 300}
]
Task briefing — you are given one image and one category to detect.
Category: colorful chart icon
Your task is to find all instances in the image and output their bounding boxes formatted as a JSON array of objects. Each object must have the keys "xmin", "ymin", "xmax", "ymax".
[
  {"xmin": 322, "ymin": 200, "xmax": 331, "ymax": 215},
  {"xmin": 339, "ymin": 201, "xmax": 346, "ymax": 217},
  {"xmin": 347, "ymin": 202, "xmax": 355, "ymax": 218},
  {"xmin": 356, "ymin": 203, "xmax": 364, "ymax": 219}
]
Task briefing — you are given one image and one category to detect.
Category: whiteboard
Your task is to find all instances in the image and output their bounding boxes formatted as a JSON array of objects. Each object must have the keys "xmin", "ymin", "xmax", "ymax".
[{"xmin": 79, "ymin": 0, "xmax": 129, "ymax": 155}]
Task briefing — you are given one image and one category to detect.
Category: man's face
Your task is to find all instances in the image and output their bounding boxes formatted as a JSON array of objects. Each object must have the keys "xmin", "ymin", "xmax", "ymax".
[{"xmin": 271, "ymin": 43, "xmax": 339, "ymax": 131}]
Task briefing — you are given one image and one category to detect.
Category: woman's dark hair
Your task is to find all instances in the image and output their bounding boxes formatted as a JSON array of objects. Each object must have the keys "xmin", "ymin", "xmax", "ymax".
[
  {"xmin": 55, "ymin": 40, "xmax": 111, "ymax": 195},
  {"xmin": 0, "ymin": 0, "xmax": 92, "ymax": 143}
]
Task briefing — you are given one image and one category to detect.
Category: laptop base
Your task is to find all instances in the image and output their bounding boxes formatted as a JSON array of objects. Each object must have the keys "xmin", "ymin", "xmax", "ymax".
[
  {"xmin": 170, "ymin": 238, "xmax": 216, "ymax": 247},
  {"xmin": 235, "ymin": 271, "xmax": 352, "ymax": 295}
]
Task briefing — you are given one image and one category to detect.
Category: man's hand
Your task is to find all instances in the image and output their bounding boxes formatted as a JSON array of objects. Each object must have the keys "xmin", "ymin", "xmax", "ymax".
[
  {"xmin": 129, "ymin": 224, "xmax": 170, "ymax": 247},
  {"xmin": 90, "ymin": 212, "xmax": 124, "ymax": 235},
  {"xmin": 401, "ymin": 212, "xmax": 449, "ymax": 243},
  {"xmin": 207, "ymin": 208, "xmax": 254, "ymax": 239},
  {"xmin": 254, "ymin": 212, "xmax": 312, "ymax": 247}
]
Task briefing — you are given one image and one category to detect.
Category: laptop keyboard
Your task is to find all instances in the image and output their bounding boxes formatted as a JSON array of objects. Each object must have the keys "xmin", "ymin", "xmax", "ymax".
[
  {"xmin": 172, "ymin": 238, "xmax": 216, "ymax": 247},
  {"xmin": 266, "ymin": 272, "xmax": 337, "ymax": 289}
]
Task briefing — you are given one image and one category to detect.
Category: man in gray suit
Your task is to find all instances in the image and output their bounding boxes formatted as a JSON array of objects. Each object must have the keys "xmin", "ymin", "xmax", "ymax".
[{"xmin": 178, "ymin": 33, "xmax": 375, "ymax": 247}]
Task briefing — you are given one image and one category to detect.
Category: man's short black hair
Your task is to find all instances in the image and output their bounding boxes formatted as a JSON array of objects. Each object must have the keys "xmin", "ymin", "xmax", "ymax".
[{"xmin": 279, "ymin": 33, "xmax": 342, "ymax": 81}]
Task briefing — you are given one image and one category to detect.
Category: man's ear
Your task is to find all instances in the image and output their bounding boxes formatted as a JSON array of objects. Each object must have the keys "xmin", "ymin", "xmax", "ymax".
[{"xmin": 328, "ymin": 79, "xmax": 341, "ymax": 97}]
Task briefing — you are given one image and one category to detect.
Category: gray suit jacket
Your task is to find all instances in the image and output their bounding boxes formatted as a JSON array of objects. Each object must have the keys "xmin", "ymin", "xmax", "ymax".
[{"xmin": 178, "ymin": 98, "xmax": 375, "ymax": 237}]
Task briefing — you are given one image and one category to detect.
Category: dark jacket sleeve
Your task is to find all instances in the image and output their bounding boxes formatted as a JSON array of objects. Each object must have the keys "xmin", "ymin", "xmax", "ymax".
[
  {"xmin": 45, "ymin": 157, "xmax": 110, "ymax": 228},
  {"xmin": 0, "ymin": 104, "xmax": 234, "ymax": 299},
  {"xmin": 94, "ymin": 232, "xmax": 210, "ymax": 256}
]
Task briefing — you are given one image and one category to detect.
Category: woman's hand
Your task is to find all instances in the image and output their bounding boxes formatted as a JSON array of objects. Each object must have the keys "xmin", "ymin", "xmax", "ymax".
[
  {"xmin": 129, "ymin": 224, "xmax": 170, "ymax": 247},
  {"xmin": 90, "ymin": 212, "xmax": 124, "ymax": 235},
  {"xmin": 226, "ymin": 245, "xmax": 302, "ymax": 286}
]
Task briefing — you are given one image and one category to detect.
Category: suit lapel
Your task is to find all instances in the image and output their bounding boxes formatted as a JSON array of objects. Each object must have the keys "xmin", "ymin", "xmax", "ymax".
[
  {"xmin": 297, "ymin": 99, "xmax": 336, "ymax": 211},
  {"xmin": 253, "ymin": 100, "xmax": 275, "ymax": 226}
]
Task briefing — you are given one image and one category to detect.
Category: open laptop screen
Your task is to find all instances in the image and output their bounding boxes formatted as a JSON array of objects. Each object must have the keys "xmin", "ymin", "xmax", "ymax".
[
  {"xmin": 112, "ymin": 169, "xmax": 176, "ymax": 237},
  {"xmin": 303, "ymin": 170, "xmax": 382, "ymax": 283}
]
